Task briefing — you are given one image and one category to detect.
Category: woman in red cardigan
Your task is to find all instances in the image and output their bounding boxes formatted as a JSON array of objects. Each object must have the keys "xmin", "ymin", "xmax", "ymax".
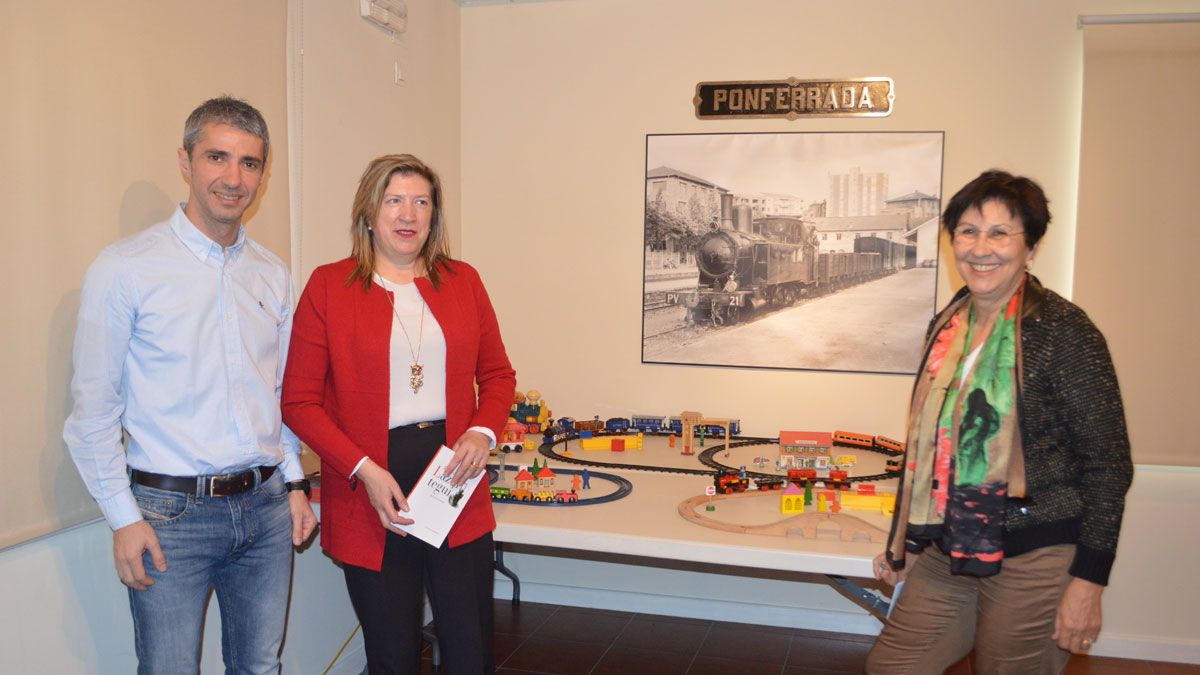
[{"xmin": 282, "ymin": 154, "xmax": 515, "ymax": 674}]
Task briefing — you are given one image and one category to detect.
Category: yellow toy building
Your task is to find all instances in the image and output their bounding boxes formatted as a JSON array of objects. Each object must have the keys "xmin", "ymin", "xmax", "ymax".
[
  {"xmin": 839, "ymin": 491, "xmax": 896, "ymax": 515},
  {"xmin": 780, "ymin": 482, "xmax": 805, "ymax": 514}
]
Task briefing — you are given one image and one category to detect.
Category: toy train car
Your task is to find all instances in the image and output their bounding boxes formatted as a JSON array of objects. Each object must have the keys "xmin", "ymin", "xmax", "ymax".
[
  {"xmin": 631, "ymin": 415, "xmax": 667, "ymax": 433},
  {"xmin": 500, "ymin": 419, "xmax": 527, "ymax": 453},
  {"xmin": 832, "ymin": 430, "xmax": 875, "ymax": 449},
  {"xmin": 605, "ymin": 417, "xmax": 631, "ymax": 433},
  {"xmin": 787, "ymin": 468, "xmax": 818, "ymax": 484},
  {"xmin": 538, "ymin": 413, "xmax": 742, "ymax": 445},
  {"xmin": 574, "ymin": 419, "xmax": 605, "ymax": 434},
  {"xmin": 714, "ymin": 469, "xmax": 750, "ymax": 494},
  {"xmin": 541, "ymin": 421, "xmax": 570, "ymax": 445},
  {"xmin": 491, "ymin": 486, "xmax": 580, "ymax": 504},
  {"xmin": 874, "ymin": 435, "xmax": 906, "ymax": 454},
  {"xmin": 754, "ymin": 477, "xmax": 785, "ymax": 491}
]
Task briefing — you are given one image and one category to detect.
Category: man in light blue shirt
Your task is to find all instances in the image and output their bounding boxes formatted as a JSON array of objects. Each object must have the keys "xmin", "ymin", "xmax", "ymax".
[{"xmin": 64, "ymin": 96, "xmax": 317, "ymax": 674}]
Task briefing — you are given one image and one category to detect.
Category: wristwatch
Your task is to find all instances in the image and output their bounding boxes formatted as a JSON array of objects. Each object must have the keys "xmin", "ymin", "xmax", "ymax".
[{"xmin": 285, "ymin": 479, "xmax": 312, "ymax": 498}]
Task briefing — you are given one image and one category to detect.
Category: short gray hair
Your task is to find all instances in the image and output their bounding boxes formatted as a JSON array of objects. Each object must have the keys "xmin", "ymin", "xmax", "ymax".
[{"xmin": 182, "ymin": 96, "xmax": 270, "ymax": 161}]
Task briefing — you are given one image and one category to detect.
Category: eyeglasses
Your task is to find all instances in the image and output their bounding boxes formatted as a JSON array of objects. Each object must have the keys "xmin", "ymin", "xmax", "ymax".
[{"xmin": 952, "ymin": 226, "xmax": 1025, "ymax": 245}]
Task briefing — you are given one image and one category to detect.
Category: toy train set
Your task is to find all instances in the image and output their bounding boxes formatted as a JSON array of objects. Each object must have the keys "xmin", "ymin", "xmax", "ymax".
[
  {"xmin": 664, "ymin": 199, "xmax": 916, "ymax": 325},
  {"xmin": 548, "ymin": 415, "xmax": 742, "ymax": 439},
  {"xmin": 494, "ymin": 391, "xmax": 907, "ymax": 510},
  {"xmin": 532, "ymin": 429, "xmax": 905, "ymax": 487}
]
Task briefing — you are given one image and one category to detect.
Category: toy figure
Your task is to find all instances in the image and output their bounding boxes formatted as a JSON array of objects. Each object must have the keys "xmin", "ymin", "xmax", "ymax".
[
  {"xmin": 571, "ymin": 474, "xmax": 582, "ymax": 493},
  {"xmin": 581, "ymin": 469, "xmax": 591, "ymax": 490}
]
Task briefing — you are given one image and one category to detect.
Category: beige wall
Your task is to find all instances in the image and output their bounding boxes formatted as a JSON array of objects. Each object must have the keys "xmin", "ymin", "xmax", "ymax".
[
  {"xmin": 0, "ymin": 1, "xmax": 290, "ymax": 548},
  {"xmin": 459, "ymin": 0, "xmax": 1167, "ymax": 437},
  {"xmin": 289, "ymin": 0, "xmax": 461, "ymax": 287},
  {"xmin": 459, "ymin": 1, "xmax": 1200, "ymax": 657},
  {"xmin": 1075, "ymin": 23, "xmax": 1200, "ymax": 467}
]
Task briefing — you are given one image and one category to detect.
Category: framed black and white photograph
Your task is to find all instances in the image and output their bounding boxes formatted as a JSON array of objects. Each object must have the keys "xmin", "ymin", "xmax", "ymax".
[{"xmin": 642, "ymin": 131, "xmax": 945, "ymax": 375}]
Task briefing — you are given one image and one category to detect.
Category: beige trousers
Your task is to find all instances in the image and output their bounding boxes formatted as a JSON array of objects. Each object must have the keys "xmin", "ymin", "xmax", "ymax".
[{"xmin": 866, "ymin": 544, "xmax": 1075, "ymax": 675}]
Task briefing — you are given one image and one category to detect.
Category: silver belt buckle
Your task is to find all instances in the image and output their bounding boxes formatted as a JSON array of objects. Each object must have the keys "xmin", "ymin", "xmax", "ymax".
[{"xmin": 208, "ymin": 470, "xmax": 251, "ymax": 497}]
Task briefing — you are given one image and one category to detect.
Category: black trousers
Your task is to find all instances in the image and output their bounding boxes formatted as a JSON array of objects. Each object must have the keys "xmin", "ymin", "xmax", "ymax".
[{"xmin": 343, "ymin": 423, "xmax": 496, "ymax": 675}]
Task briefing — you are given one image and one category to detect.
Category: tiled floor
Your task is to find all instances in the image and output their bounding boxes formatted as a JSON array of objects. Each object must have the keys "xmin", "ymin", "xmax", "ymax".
[{"xmin": 418, "ymin": 600, "xmax": 1200, "ymax": 675}]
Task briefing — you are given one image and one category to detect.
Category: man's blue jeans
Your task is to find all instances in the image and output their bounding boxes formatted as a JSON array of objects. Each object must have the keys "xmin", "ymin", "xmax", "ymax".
[{"xmin": 129, "ymin": 469, "xmax": 293, "ymax": 675}]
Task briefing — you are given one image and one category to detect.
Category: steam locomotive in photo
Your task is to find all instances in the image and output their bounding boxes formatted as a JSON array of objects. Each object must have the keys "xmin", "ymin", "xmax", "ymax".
[{"xmin": 665, "ymin": 196, "xmax": 915, "ymax": 325}]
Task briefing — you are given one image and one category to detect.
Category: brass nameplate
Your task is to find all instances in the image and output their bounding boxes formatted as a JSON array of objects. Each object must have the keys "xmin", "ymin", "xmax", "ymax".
[{"xmin": 695, "ymin": 77, "xmax": 894, "ymax": 120}]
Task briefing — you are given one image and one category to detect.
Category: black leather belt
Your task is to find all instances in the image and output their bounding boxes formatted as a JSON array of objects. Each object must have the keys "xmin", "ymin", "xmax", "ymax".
[
  {"xmin": 130, "ymin": 466, "xmax": 276, "ymax": 497},
  {"xmin": 393, "ymin": 420, "xmax": 445, "ymax": 431}
]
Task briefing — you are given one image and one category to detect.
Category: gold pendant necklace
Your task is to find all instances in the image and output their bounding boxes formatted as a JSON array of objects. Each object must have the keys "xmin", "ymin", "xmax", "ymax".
[{"xmin": 383, "ymin": 283, "xmax": 426, "ymax": 394}]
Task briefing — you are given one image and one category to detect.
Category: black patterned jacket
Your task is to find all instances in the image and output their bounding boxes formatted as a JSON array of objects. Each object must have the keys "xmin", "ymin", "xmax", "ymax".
[{"xmin": 918, "ymin": 275, "xmax": 1134, "ymax": 585}]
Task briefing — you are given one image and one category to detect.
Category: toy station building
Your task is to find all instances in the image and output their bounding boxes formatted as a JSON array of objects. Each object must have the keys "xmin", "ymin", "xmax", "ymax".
[{"xmin": 778, "ymin": 431, "xmax": 834, "ymax": 470}]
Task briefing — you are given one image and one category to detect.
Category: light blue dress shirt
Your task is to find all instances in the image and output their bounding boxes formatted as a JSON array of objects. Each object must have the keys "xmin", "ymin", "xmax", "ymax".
[{"xmin": 64, "ymin": 206, "xmax": 303, "ymax": 530}]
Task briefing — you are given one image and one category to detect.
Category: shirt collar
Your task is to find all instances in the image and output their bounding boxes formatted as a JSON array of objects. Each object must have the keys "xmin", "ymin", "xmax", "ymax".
[{"xmin": 170, "ymin": 204, "xmax": 247, "ymax": 262}]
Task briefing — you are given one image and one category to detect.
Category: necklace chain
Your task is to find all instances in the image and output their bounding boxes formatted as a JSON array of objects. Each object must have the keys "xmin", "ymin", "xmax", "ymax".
[{"xmin": 382, "ymin": 282, "xmax": 426, "ymax": 394}]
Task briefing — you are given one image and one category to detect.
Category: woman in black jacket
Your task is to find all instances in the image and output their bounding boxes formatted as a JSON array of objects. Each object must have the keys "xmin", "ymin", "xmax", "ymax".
[{"xmin": 866, "ymin": 171, "xmax": 1133, "ymax": 674}]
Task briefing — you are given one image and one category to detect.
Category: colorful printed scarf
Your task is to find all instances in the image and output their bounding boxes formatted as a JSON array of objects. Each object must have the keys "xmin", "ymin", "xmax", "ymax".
[{"xmin": 887, "ymin": 277, "xmax": 1028, "ymax": 577}]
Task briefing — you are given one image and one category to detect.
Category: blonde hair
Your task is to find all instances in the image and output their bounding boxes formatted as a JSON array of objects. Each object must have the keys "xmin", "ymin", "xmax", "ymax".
[{"xmin": 348, "ymin": 154, "xmax": 452, "ymax": 290}]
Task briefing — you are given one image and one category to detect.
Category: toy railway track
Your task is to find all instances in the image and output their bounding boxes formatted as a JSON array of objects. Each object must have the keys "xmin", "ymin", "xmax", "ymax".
[
  {"xmin": 486, "ymin": 465, "xmax": 633, "ymax": 506},
  {"xmin": 539, "ymin": 436, "xmax": 895, "ymax": 485},
  {"xmin": 699, "ymin": 441, "xmax": 895, "ymax": 484},
  {"xmin": 539, "ymin": 437, "xmax": 777, "ymax": 477}
]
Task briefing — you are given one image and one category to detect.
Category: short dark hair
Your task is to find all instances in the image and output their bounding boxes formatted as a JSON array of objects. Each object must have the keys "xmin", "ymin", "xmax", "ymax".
[
  {"xmin": 182, "ymin": 96, "xmax": 270, "ymax": 161},
  {"xmin": 942, "ymin": 170, "xmax": 1050, "ymax": 249}
]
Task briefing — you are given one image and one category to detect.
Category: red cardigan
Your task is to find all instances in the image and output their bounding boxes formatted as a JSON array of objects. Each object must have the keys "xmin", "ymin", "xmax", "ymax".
[{"xmin": 282, "ymin": 257, "xmax": 516, "ymax": 571}]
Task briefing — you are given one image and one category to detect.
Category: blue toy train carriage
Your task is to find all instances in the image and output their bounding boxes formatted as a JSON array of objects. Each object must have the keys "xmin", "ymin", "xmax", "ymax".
[
  {"xmin": 605, "ymin": 417, "xmax": 631, "ymax": 433},
  {"xmin": 630, "ymin": 415, "xmax": 667, "ymax": 433}
]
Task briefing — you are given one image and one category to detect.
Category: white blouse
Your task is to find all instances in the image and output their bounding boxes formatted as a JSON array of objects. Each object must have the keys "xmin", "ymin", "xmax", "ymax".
[{"xmin": 375, "ymin": 275, "xmax": 448, "ymax": 429}]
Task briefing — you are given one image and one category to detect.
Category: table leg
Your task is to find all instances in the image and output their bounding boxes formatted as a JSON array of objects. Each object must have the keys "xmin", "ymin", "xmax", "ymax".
[
  {"xmin": 494, "ymin": 542, "xmax": 520, "ymax": 606},
  {"xmin": 826, "ymin": 574, "xmax": 891, "ymax": 618}
]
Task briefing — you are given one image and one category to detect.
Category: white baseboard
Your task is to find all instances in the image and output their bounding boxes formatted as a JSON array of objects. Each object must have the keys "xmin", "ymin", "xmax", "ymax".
[
  {"xmin": 1090, "ymin": 634, "xmax": 1200, "ymax": 664},
  {"xmin": 494, "ymin": 579, "xmax": 885, "ymax": 635},
  {"xmin": 495, "ymin": 580, "xmax": 1200, "ymax": 664}
]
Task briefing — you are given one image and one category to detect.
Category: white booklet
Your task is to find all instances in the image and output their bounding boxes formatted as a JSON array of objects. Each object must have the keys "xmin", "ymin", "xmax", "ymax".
[{"xmin": 392, "ymin": 445, "xmax": 485, "ymax": 548}]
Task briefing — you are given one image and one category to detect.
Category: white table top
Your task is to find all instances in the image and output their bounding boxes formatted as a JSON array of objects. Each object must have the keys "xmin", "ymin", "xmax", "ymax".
[{"xmin": 491, "ymin": 448, "xmax": 892, "ymax": 579}]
